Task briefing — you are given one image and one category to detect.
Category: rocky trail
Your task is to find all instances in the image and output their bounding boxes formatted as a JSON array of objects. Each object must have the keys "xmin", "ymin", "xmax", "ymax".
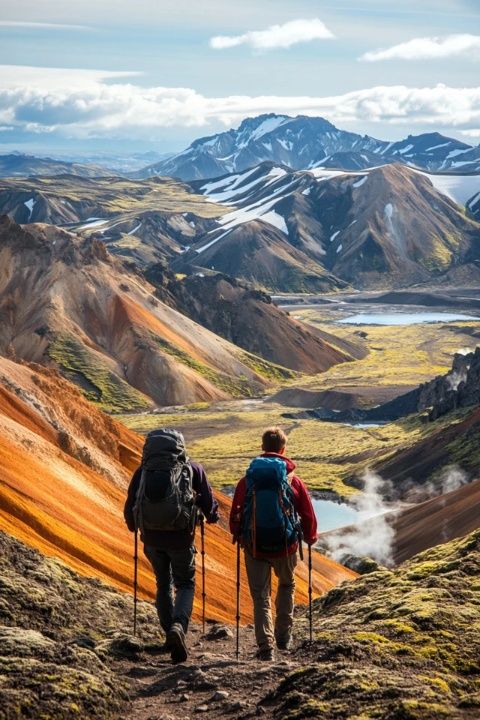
[
  {"xmin": 3, "ymin": 529, "xmax": 480, "ymax": 720},
  {"xmin": 117, "ymin": 622, "xmax": 306, "ymax": 720}
]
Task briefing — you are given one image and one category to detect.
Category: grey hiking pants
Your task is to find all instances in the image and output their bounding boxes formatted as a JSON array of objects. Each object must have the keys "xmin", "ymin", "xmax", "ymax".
[
  {"xmin": 144, "ymin": 545, "xmax": 195, "ymax": 634},
  {"xmin": 244, "ymin": 549, "xmax": 298, "ymax": 651}
]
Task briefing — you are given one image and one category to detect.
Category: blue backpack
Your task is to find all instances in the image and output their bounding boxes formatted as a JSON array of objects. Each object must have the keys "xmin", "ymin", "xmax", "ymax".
[{"xmin": 240, "ymin": 456, "xmax": 300, "ymax": 556}]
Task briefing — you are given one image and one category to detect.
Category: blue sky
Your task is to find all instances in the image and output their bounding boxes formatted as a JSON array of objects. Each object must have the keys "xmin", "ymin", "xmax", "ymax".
[{"xmin": 0, "ymin": 0, "xmax": 479, "ymax": 155}]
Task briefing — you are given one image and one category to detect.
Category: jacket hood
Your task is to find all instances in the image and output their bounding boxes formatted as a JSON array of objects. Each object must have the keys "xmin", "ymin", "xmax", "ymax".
[{"xmin": 261, "ymin": 452, "xmax": 296, "ymax": 475}]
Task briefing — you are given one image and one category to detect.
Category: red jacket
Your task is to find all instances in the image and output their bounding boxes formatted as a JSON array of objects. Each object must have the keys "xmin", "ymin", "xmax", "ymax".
[{"xmin": 229, "ymin": 452, "xmax": 318, "ymax": 556}]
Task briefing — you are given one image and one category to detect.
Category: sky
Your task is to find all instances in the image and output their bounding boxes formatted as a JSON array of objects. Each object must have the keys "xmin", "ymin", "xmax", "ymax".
[{"xmin": 0, "ymin": 0, "xmax": 479, "ymax": 156}]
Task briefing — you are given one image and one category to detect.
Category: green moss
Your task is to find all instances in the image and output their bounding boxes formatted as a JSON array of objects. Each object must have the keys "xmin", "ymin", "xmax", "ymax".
[
  {"xmin": 49, "ymin": 334, "xmax": 150, "ymax": 412},
  {"xmin": 419, "ymin": 676, "xmax": 451, "ymax": 695},
  {"xmin": 240, "ymin": 351, "xmax": 298, "ymax": 382},
  {"xmin": 380, "ymin": 619, "xmax": 416, "ymax": 635},
  {"xmin": 152, "ymin": 334, "xmax": 258, "ymax": 397},
  {"xmin": 353, "ymin": 631, "xmax": 390, "ymax": 645}
]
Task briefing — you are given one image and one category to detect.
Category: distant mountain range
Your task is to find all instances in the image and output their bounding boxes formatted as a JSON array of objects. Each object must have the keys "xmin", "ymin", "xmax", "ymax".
[
  {"xmin": 0, "ymin": 151, "xmax": 174, "ymax": 178},
  {"xmin": 136, "ymin": 113, "xmax": 480, "ymax": 180},
  {"xmin": 1, "ymin": 160, "xmax": 479, "ymax": 291},
  {"xmin": 0, "ymin": 153, "xmax": 106, "ymax": 178}
]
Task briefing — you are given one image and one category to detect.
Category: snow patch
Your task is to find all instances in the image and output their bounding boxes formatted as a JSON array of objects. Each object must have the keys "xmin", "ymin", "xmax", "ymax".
[
  {"xmin": 311, "ymin": 169, "xmax": 347, "ymax": 181},
  {"xmin": 127, "ymin": 222, "xmax": 142, "ymax": 236},
  {"xmin": 201, "ymin": 174, "xmax": 240, "ymax": 194},
  {"xmin": 396, "ymin": 143, "xmax": 414, "ymax": 155},
  {"xmin": 353, "ymin": 176, "xmax": 367, "ymax": 188},
  {"xmin": 77, "ymin": 218, "xmax": 109, "ymax": 230},
  {"xmin": 384, "ymin": 203, "xmax": 394, "ymax": 219},
  {"xmin": 260, "ymin": 211, "xmax": 288, "ymax": 235},
  {"xmin": 467, "ymin": 191, "xmax": 480, "ymax": 208},
  {"xmin": 336, "ymin": 243, "xmax": 343, "ymax": 253},
  {"xmin": 195, "ymin": 228, "xmax": 233, "ymax": 254},
  {"xmin": 425, "ymin": 142, "xmax": 451, "ymax": 152},
  {"xmin": 451, "ymin": 160, "xmax": 476, "ymax": 169},
  {"xmin": 446, "ymin": 148, "xmax": 470, "ymax": 160},
  {"xmin": 267, "ymin": 166, "xmax": 288, "ymax": 180},
  {"xmin": 248, "ymin": 116, "xmax": 289, "ymax": 142},
  {"xmin": 24, "ymin": 197, "xmax": 36, "ymax": 220},
  {"xmin": 380, "ymin": 141, "xmax": 394, "ymax": 155},
  {"xmin": 330, "ymin": 230, "xmax": 340, "ymax": 242},
  {"xmin": 413, "ymin": 169, "xmax": 480, "ymax": 206}
]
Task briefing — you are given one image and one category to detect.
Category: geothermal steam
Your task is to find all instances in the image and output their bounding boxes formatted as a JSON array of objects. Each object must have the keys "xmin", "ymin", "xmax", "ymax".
[{"xmin": 323, "ymin": 466, "xmax": 469, "ymax": 567}]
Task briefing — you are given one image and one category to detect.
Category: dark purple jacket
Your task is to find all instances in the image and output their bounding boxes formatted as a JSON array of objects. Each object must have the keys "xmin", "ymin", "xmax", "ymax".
[{"xmin": 124, "ymin": 461, "xmax": 219, "ymax": 549}]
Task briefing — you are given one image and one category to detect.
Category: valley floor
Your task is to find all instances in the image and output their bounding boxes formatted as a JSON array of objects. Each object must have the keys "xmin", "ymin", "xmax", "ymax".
[{"xmin": 118, "ymin": 301, "xmax": 480, "ymax": 498}]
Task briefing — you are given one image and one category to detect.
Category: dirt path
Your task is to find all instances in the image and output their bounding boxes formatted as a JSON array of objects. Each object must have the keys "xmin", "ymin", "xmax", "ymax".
[{"xmin": 116, "ymin": 621, "xmax": 306, "ymax": 720}]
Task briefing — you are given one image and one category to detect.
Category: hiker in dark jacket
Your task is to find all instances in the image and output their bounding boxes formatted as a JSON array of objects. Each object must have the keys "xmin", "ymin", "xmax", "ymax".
[
  {"xmin": 124, "ymin": 429, "xmax": 218, "ymax": 664},
  {"xmin": 230, "ymin": 427, "xmax": 317, "ymax": 661}
]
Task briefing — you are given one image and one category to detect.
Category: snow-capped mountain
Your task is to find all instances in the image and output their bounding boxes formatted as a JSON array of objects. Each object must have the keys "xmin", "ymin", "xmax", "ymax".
[
  {"xmin": 177, "ymin": 162, "xmax": 480, "ymax": 289},
  {"xmin": 136, "ymin": 114, "xmax": 480, "ymax": 181}
]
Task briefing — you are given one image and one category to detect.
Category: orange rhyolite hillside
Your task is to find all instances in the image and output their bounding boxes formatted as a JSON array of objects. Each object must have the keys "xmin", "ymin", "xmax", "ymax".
[{"xmin": 0, "ymin": 357, "xmax": 356, "ymax": 624}]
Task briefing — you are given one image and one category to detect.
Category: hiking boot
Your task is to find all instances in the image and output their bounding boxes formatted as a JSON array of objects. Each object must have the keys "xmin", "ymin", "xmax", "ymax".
[
  {"xmin": 276, "ymin": 635, "xmax": 292, "ymax": 651},
  {"xmin": 167, "ymin": 623, "xmax": 188, "ymax": 664},
  {"xmin": 255, "ymin": 647, "xmax": 274, "ymax": 662}
]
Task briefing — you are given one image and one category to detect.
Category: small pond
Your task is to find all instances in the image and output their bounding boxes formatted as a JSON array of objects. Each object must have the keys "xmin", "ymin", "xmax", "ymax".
[
  {"xmin": 311, "ymin": 498, "xmax": 360, "ymax": 532},
  {"xmin": 337, "ymin": 312, "xmax": 479, "ymax": 326}
]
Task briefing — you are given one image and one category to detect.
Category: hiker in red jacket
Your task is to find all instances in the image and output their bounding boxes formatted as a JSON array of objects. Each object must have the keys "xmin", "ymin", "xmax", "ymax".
[{"xmin": 230, "ymin": 427, "xmax": 317, "ymax": 661}]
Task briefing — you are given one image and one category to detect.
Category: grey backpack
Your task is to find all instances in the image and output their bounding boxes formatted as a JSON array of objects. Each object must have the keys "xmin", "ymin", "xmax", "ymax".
[{"xmin": 133, "ymin": 428, "xmax": 195, "ymax": 533}]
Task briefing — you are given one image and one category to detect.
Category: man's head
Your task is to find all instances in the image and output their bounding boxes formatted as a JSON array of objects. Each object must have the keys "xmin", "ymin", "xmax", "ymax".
[{"xmin": 262, "ymin": 426, "xmax": 287, "ymax": 455}]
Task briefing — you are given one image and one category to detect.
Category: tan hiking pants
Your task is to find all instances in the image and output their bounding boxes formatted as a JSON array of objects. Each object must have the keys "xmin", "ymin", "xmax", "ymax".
[{"xmin": 244, "ymin": 549, "xmax": 298, "ymax": 651}]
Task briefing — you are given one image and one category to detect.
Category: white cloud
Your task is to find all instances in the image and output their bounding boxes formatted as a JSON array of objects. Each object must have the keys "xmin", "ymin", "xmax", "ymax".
[
  {"xmin": 0, "ymin": 66, "xmax": 479, "ymax": 140},
  {"xmin": 0, "ymin": 21, "xmax": 91, "ymax": 31},
  {"xmin": 0, "ymin": 65, "xmax": 140, "ymax": 90},
  {"xmin": 361, "ymin": 33, "xmax": 480, "ymax": 62},
  {"xmin": 210, "ymin": 18, "xmax": 334, "ymax": 51}
]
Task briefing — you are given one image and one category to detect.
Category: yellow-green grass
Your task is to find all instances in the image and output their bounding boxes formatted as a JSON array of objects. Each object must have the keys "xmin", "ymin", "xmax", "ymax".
[
  {"xmin": 0, "ymin": 175, "xmax": 227, "ymax": 220},
  {"xmin": 117, "ymin": 317, "xmax": 479, "ymax": 495},
  {"xmin": 288, "ymin": 311, "xmax": 478, "ymax": 393},
  {"xmin": 117, "ymin": 403, "xmax": 466, "ymax": 496},
  {"xmin": 49, "ymin": 334, "xmax": 151, "ymax": 413}
]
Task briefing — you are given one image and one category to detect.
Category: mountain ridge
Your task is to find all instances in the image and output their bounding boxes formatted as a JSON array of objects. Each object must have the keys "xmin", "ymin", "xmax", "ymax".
[
  {"xmin": 137, "ymin": 113, "xmax": 480, "ymax": 181},
  {"xmin": 182, "ymin": 163, "xmax": 480, "ymax": 289}
]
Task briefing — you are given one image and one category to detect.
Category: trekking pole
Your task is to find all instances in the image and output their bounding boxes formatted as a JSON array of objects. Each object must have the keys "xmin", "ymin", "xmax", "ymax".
[
  {"xmin": 308, "ymin": 543, "xmax": 313, "ymax": 644},
  {"xmin": 235, "ymin": 539, "xmax": 241, "ymax": 661},
  {"xmin": 133, "ymin": 529, "xmax": 139, "ymax": 636},
  {"xmin": 200, "ymin": 512, "xmax": 206, "ymax": 635}
]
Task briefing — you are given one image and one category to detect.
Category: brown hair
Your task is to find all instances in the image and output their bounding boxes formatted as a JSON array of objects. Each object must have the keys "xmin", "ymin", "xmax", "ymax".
[{"xmin": 262, "ymin": 427, "xmax": 287, "ymax": 453}]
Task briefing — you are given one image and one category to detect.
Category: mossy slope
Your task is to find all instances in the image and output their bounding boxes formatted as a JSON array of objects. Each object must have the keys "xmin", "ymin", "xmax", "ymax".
[
  {"xmin": 269, "ymin": 529, "xmax": 480, "ymax": 719},
  {"xmin": 0, "ymin": 531, "xmax": 158, "ymax": 720}
]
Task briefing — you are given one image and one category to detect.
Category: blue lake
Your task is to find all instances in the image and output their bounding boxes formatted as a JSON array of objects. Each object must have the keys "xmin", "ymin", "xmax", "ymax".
[
  {"xmin": 312, "ymin": 498, "xmax": 360, "ymax": 532},
  {"xmin": 337, "ymin": 312, "xmax": 479, "ymax": 326}
]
